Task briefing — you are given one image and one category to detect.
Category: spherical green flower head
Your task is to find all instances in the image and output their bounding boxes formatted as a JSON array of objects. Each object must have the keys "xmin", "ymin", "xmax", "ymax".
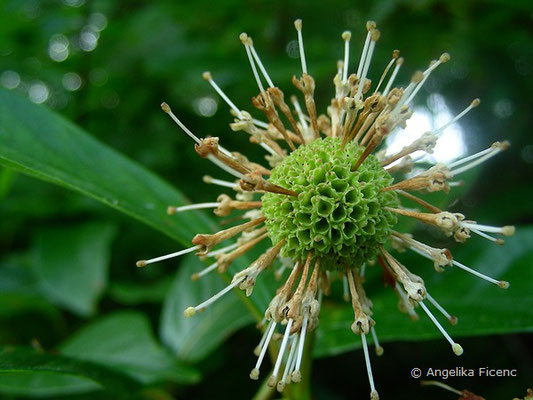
[{"xmin": 262, "ymin": 137, "xmax": 399, "ymax": 271}]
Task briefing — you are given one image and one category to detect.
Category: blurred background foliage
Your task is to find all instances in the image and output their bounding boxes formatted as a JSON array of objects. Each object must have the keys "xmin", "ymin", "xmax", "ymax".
[{"xmin": 0, "ymin": 0, "xmax": 532, "ymax": 399}]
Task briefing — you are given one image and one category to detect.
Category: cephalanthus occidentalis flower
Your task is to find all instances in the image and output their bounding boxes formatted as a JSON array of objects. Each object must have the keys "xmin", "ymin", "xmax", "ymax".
[{"xmin": 136, "ymin": 19, "xmax": 515, "ymax": 399}]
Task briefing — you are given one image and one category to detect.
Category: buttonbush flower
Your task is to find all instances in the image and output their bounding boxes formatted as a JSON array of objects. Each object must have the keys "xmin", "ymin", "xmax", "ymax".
[{"xmin": 137, "ymin": 19, "xmax": 514, "ymax": 399}]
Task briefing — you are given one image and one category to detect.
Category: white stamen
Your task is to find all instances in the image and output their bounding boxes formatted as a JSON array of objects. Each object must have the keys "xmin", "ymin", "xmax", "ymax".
[
  {"xmin": 250, "ymin": 43, "xmax": 275, "ymax": 88},
  {"xmin": 361, "ymin": 332, "xmax": 379, "ymax": 400},
  {"xmin": 203, "ymin": 175, "xmax": 238, "ymax": 189},
  {"xmin": 252, "ymin": 118, "xmax": 269, "ymax": 128},
  {"xmin": 426, "ymin": 292, "xmax": 457, "ymax": 325},
  {"xmin": 383, "ymin": 57, "xmax": 403, "ymax": 96},
  {"xmin": 419, "ymin": 301, "xmax": 463, "ymax": 356},
  {"xmin": 343, "ymin": 274, "xmax": 350, "ymax": 302},
  {"xmin": 275, "ymin": 263, "xmax": 288, "ymax": 280},
  {"xmin": 185, "ymin": 276, "xmax": 245, "ymax": 317},
  {"xmin": 294, "ymin": 19, "xmax": 307, "ymax": 75},
  {"xmin": 448, "ymin": 181, "xmax": 463, "ymax": 187},
  {"xmin": 203, "ymin": 72, "xmax": 242, "ymax": 118},
  {"xmin": 254, "ymin": 320, "xmax": 275, "ymax": 356},
  {"xmin": 414, "ymin": 246, "xmax": 507, "ymax": 287},
  {"xmin": 161, "ymin": 102, "xmax": 201, "ymax": 144},
  {"xmin": 360, "ymin": 263, "xmax": 367, "ymax": 278},
  {"xmin": 208, "ymin": 155, "xmax": 245, "ymax": 179},
  {"xmin": 468, "ymin": 227, "xmax": 502, "ymax": 244},
  {"xmin": 370, "ymin": 326, "xmax": 384, "ymax": 356},
  {"xmin": 447, "ymin": 142, "xmax": 493, "ymax": 169},
  {"xmin": 170, "ymin": 202, "xmax": 220, "ymax": 214},
  {"xmin": 421, "ymin": 380, "xmax": 462, "ymax": 395},
  {"xmin": 191, "ymin": 261, "xmax": 219, "ymax": 281},
  {"xmin": 251, "ymin": 319, "xmax": 277, "ymax": 379},
  {"xmin": 342, "ymin": 31, "xmax": 351, "ymax": 82},
  {"xmin": 434, "ymin": 98, "xmax": 480, "ymax": 136},
  {"xmin": 260, "ymin": 142, "xmax": 277, "ymax": 156},
  {"xmin": 403, "ymin": 70, "xmax": 430, "ymax": 106},
  {"xmin": 318, "ymin": 288, "xmax": 324, "ymax": 305},
  {"xmin": 356, "ymin": 36, "xmax": 376, "ymax": 100},
  {"xmin": 373, "ymin": 54, "xmax": 397, "ymax": 95},
  {"xmin": 278, "ymin": 335, "xmax": 298, "ymax": 391},
  {"xmin": 137, "ymin": 245, "xmax": 200, "ymax": 267},
  {"xmin": 270, "ymin": 318, "xmax": 294, "ymax": 386},
  {"xmin": 291, "ymin": 96, "xmax": 309, "ymax": 131},
  {"xmin": 240, "ymin": 33, "xmax": 266, "ymax": 98},
  {"xmin": 450, "ymin": 147, "xmax": 503, "ymax": 176},
  {"xmin": 292, "ymin": 311, "xmax": 309, "ymax": 381},
  {"xmin": 205, "ymin": 242, "xmax": 239, "ymax": 257},
  {"xmin": 461, "ymin": 222, "xmax": 514, "ymax": 235},
  {"xmin": 356, "ymin": 29, "xmax": 372, "ymax": 79}
]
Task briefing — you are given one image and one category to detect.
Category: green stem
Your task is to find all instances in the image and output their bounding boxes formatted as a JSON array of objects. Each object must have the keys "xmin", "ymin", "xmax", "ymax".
[{"xmin": 252, "ymin": 375, "xmax": 276, "ymax": 400}]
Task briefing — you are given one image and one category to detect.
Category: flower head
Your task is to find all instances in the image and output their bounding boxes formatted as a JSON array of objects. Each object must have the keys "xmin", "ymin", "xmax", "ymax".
[{"xmin": 137, "ymin": 19, "xmax": 514, "ymax": 399}]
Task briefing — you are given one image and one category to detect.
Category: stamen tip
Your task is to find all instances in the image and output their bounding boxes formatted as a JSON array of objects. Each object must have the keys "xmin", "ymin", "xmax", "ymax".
[
  {"xmin": 294, "ymin": 19, "xmax": 302, "ymax": 31},
  {"xmin": 440, "ymin": 52, "xmax": 451, "ymax": 63},
  {"xmin": 397, "ymin": 57, "xmax": 404, "ymax": 66},
  {"xmin": 239, "ymin": 32, "xmax": 248, "ymax": 44},
  {"xmin": 267, "ymin": 376, "xmax": 277, "ymax": 387},
  {"xmin": 202, "ymin": 175, "xmax": 213, "ymax": 183},
  {"xmin": 342, "ymin": 30, "xmax": 351, "ymax": 41},
  {"xmin": 371, "ymin": 29, "xmax": 381, "ymax": 42},
  {"xmin": 411, "ymin": 70, "xmax": 424, "ymax": 84},
  {"xmin": 448, "ymin": 316, "xmax": 458, "ymax": 326},
  {"xmin": 471, "ymin": 98, "xmax": 481, "ymax": 107},
  {"xmin": 184, "ymin": 306, "xmax": 196, "ymax": 318},
  {"xmin": 250, "ymin": 368, "xmax": 260, "ymax": 380},
  {"xmin": 502, "ymin": 225, "xmax": 515, "ymax": 236},
  {"xmin": 276, "ymin": 381, "xmax": 285, "ymax": 393},
  {"xmin": 136, "ymin": 260, "xmax": 147, "ymax": 268},
  {"xmin": 202, "ymin": 71, "xmax": 212, "ymax": 81},
  {"xmin": 366, "ymin": 21, "xmax": 376, "ymax": 31},
  {"xmin": 370, "ymin": 389, "xmax": 380, "ymax": 400},
  {"xmin": 253, "ymin": 346, "xmax": 261, "ymax": 357},
  {"xmin": 291, "ymin": 370, "xmax": 301, "ymax": 382},
  {"xmin": 167, "ymin": 206, "xmax": 177, "ymax": 215},
  {"xmin": 161, "ymin": 102, "xmax": 171, "ymax": 113},
  {"xmin": 392, "ymin": 49, "xmax": 400, "ymax": 58},
  {"xmin": 498, "ymin": 280, "xmax": 510, "ymax": 289},
  {"xmin": 496, "ymin": 238, "xmax": 505, "ymax": 246},
  {"xmin": 452, "ymin": 343, "xmax": 463, "ymax": 356},
  {"xmin": 191, "ymin": 273, "xmax": 199, "ymax": 281},
  {"xmin": 375, "ymin": 345, "xmax": 384, "ymax": 356}
]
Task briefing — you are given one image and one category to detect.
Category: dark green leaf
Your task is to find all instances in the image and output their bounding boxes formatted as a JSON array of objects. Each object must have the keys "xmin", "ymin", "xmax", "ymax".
[
  {"xmin": 34, "ymin": 222, "xmax": 117, "ymax": 317},
  {"xmin": 160, "ymin": 254, "xmax": 254, "ymax": 363},
  {"xmin": 314, "ymin": 226, "xmax": 533, "ymax": 357},
  {"xmin": 0, "ymin": 346, "xmax": 140, "ymax": 396},
  {"xmin": 0, "ymin": 89, "xmax": 216, "ymax": 244},
  {"xmin": 61, "ymin": 311, "xmax": 199, "ymax": 384},
  {"xmin": 109, "ymin": 277, "xmax": 173, "ymax": 305}
]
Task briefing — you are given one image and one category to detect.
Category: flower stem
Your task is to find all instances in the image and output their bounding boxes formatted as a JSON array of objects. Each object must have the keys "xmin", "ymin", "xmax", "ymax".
[{"xmin": 251, "ymin": 374, "xmax": 276, "ymax": 400}]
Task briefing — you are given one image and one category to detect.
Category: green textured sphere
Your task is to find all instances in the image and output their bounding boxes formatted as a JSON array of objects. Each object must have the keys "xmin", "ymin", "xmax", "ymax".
[{"xmin": 262, "ymin": 137, "xmax": 399, "ymax": 271}]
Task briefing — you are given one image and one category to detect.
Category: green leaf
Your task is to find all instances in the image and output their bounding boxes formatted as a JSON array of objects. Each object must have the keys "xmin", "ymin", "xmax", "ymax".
[
  {"xmin": 109, "ymin": 277, "xmax": 173, "ymax": 305},
  {"xmin": 0, "ymin": 88, "xmax": 216, "ymax": 244},
  {"xmin": 314, "ymin": 226, "xmax": 533, "ymax": 357},
  {"xmin": 33, "ymin": 222, "xmax": 117, "ymax": 317},
  {"xmin": 0, "ymin": 346, "xmax": 140, "ymax": 397},
  {"xmin": 160, "ymin": 254, "xmax": 254, "ymax": 363},
  {"xmin": 60, "ymin": 311, "xmax": 200, "ymax": 384}
]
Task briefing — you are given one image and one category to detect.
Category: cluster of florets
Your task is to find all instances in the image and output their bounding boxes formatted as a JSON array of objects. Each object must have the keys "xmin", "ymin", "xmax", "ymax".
[{"xmin": 136, "ymin": 18, "xmax": 514, "ymax": 400}]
